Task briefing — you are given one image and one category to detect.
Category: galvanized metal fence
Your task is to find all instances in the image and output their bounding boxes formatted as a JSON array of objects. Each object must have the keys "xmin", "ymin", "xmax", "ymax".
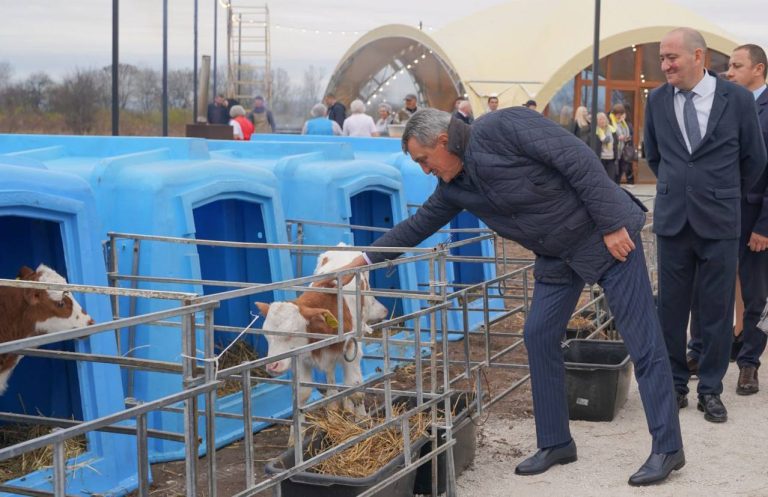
[{"xmin": 0, "ymin": 221, "xmax": 659, "ymax": 496}]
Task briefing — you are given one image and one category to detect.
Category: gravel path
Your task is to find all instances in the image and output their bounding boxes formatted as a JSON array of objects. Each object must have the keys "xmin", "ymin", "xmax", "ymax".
[{"xmin": 456, "ymin": 362, "xmax": 768, "ymax": 497}]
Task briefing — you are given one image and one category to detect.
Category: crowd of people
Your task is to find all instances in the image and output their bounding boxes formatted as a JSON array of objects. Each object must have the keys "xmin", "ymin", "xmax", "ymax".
[{"xmin": 205, "ymin": 85, "xmax": 542, "ymax": 141}]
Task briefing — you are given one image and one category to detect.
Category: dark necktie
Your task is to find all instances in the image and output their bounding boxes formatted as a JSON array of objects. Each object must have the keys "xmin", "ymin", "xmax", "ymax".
[{"xmin": 680, "ymin": 90, "xmax": 701, "ymax": 150}]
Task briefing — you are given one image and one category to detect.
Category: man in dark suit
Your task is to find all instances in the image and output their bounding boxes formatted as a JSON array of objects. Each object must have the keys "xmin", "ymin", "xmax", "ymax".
[
  {"xmin": 324, "ymin": 93, "xmax": 346, "ymax": 129},
  {"xmin": 644, "ymin": 28, "xmax": 766, "ymax": 423},
  {"xmin": 453, "ymin": 99, "xmax": 474, "ymax": 124},
  {"xmin": 723, "ymin": 44, "xmax": 768, "ymax": 394},
  {"xmin": 332, "ymin": 107, "xmax": 684, "ymax": 486}
]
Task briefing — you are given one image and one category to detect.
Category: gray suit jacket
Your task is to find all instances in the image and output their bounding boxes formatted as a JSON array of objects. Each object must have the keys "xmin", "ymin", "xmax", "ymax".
[{"xmin": 644, "ymin": 72, "xmax": 767, "ymax": 239}]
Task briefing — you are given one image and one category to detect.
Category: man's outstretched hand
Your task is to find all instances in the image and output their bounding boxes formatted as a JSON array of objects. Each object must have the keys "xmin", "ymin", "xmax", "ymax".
[{"xmin": 603, "ymin": 227, "xmax": 635, "ymax": 262}]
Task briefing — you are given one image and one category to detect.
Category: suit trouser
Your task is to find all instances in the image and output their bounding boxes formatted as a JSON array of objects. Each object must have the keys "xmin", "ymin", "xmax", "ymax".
[
  {"xmin": 524, "ymin": 235, "xmax": 682, "ymax": 453},
  {"xmin": 736, "ymin": 246, "xmax": 768, "ymax": 367},
  {"xmin": 657, "ymin": 224, "xmax": 738, "ymax": 395},
  {"xmin": 688, "ymin": 247, "xmax": 768, "ymax": 368}
]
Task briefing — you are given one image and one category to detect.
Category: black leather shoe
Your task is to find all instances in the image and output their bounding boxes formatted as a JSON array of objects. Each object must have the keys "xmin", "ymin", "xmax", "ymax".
[
  {"xmin": 628, "ymin": 449, "xmax": 685, "ymax": 486},
  {"xmin": 514, "ymin": 439, "xmax": 577, "ymax": 475},
  {"xmin": 687, "ymin": 355, "xmax": 699, "ymax": 376},
  {"xmin": 697, "ymin": 394, "xmax": 727, "ymax": 423},
  {"xmin": 676, "ymin": 393, "xmax": 688, "ymax": 409}
]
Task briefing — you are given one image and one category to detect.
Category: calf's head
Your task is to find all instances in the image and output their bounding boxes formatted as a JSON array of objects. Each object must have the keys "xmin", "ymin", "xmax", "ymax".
[
  {"xmin": 19, "ymin": 264, "xmax": 95, "ymax": 333},
  {"xmin": 256, "ymin": 301, "xmax": 339, "ymax": 375}
]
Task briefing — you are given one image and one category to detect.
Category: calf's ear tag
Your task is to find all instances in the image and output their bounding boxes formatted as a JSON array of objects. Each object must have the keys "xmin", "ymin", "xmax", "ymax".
[{"xmin": 324, "ymin": 313, "xmax": 339, "ymax": 328}]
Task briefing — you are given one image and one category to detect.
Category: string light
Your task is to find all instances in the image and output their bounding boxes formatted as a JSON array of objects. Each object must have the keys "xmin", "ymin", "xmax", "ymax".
[
  {"xmin": 273, "ymin": 23, "xmax": 363, "ymax": 36},
  {"xmin": 271, "ymin": 23, "xmax": 434, "ymax": 36}
]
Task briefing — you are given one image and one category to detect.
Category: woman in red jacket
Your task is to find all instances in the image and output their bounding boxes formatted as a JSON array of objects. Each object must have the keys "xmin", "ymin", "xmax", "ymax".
[{"xmin": 229, "ymin": 105, "xmax": 254, "ymax": 140}]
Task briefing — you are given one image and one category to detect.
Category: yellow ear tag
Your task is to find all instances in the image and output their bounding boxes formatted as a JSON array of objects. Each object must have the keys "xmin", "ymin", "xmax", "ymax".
[{"xmin": 324, "ymin": 313, "xmax": 339, "ymax": 328}]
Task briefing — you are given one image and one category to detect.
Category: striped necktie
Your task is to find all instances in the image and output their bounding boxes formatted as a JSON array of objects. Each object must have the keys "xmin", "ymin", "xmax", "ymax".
[{"xmin": 680, "ymin": 90, "xmax": 701, "ymax": 150}]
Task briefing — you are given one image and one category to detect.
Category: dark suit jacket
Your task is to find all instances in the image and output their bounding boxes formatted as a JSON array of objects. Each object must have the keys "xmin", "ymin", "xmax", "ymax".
[
  {"xmin": 328, "ymin": 102, "xmax": 346, "ymax": 128},
  {"xmin": 366, "ymin": 110, "xmax": 647, "ymax": 285},
  {"xmin": 644, "ymin": 71, "xmax": 767, "ymax": 239},
  {"xmin": 454, "ymin": 111, "xmax": 474, "ymax": 125},
  {"xmin": 744, "ymin": 88, "xmax": 768, "ymax": 238}
]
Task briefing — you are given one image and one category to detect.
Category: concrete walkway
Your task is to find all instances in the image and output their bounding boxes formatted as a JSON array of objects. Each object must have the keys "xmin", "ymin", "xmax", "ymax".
[
  {"xmin": 457, "ymin": 363, "xmax": 768, "ymax": 497},
  {"xmin": 457, "ymin": 184, "xmax": 768, "ymax": 496}
]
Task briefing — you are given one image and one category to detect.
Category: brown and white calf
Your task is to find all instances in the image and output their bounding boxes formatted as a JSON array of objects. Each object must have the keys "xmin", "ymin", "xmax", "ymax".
[
  {"xmin": 312, "ymin": 243, "xmax": 388, "ymax": 334},
  {"xmin": 0, "ymin": 264, "xmax": 95, "ymax": 395},
  {"xmin": 256, "ymin": 287, "xmax": 368, "ymax": 417}
]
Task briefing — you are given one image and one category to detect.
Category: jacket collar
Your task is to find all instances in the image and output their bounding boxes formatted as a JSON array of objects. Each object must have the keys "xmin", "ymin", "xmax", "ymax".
[
  {"xmin": 757, "ymin": 85, "xmax": 768, "ymax": 109},
  {"xmin": 662, "ymin": 69, "xmax": 728, "ymax": 156},
  {"xmin": 447, "ymin": 117, "xmax": 471, "ymax": 163}
]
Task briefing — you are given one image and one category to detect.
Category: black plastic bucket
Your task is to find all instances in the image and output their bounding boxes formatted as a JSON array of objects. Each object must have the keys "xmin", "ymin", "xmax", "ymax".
[
  {"xmin": 563, "ymin": 339, "xmax": 632, "ymax": 421},
  {"xmin": 412, "ymin": 392, "xmax": 477, "ymax": 495},
  {"xmin": 264, "ymin": 425, "xmax": 426, "ymax": 497}
]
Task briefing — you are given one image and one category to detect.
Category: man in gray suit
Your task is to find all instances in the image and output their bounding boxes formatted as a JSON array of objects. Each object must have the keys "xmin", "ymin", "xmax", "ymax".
[{"xmin": 644, "ymin": 28, "xmax": 766, "ymax": 422}]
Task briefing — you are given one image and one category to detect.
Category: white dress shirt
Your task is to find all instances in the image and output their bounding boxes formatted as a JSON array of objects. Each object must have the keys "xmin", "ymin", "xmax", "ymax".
[
  {"xmin": 753, "ymin": 84, "xmax": 767, "ymax": 101},
  {"xmin": 673, "ymin": 71, "xmax": 716, "ymax": 153}
]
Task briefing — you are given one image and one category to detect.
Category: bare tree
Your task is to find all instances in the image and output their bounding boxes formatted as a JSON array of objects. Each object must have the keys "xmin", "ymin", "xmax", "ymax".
[
  {"xmin": 23, "ymin": 72, "xmax": 54, "ymax": 111},
  {"xmin": 100, "ymin": 63, "xmax": 139, "ymax": 110},
  {"xmin": 167, "ymin": 69, "xmax": 194, "ymax": 109},
  {"xmin": 0, "ymin": 62, "xmax": 12, "ymax": 90},
  {"xmin": 134, "ymin": 67, "xmax": 161, "ymax": 113},
  {"xmin": 268, "ymin": 68, "xmax": 292, "ymax": 114},
  {"xmin": 51, "ymin": 69, "xmax": 101, "ymax": 134},
  {"xmin": 299, "ymin": 65, "xmax": 326, "ymax": 108}
]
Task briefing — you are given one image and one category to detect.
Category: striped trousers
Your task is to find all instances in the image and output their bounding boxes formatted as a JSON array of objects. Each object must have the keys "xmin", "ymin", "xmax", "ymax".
[{"xmin": 523, "ymin": 234, "xmax": 682, "ymax": 454}]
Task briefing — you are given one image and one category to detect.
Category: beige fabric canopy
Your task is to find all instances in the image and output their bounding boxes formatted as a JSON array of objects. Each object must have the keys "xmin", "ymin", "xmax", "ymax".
[{"xmin": 327, "ymin": 0, "xmax": 740, "ymax": 114}]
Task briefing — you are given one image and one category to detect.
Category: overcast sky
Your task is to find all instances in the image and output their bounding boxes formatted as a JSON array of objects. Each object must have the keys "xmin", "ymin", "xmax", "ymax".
[{"xmin": 1, "ymin": 0, "xmax": 766, "ymax": 84}]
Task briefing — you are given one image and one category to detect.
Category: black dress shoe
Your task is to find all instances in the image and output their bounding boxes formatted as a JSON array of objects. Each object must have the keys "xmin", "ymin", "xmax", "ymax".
[
  {"xmin": 676, "ymin": 393, "xmax": 688, "ymax": 409},
  {"xmin": 697, "ymin": 394, "xmax": 727, "ymax": 423},
  {"xmin": 628, "ymin": 449, "xmax": 685, "ymax": 486},
  {"xmin": 687, "ymin": 355, "xmax": 699, "ymax": 376},
  {"xmin": 515, "ymin": 439, "xmax": 577, "ymax": 475}
]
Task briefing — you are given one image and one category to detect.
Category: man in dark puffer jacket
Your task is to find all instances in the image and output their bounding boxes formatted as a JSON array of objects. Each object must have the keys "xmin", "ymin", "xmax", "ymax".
[{"xmin": 336, "ymin": 108, "xmax": 683, "ymax": 486}]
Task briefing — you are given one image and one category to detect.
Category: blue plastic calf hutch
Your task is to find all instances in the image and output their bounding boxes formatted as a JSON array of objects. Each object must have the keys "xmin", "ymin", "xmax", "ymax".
[
  {"xmin": 0, "ymin": 135, "xmax": 295, "ymax": 462},
  {"xmin": 208, "ymin": 138, "xmax": 418, "ymax": 319},
  {"xmin": 0, "ymin": 161, "xmax": 138, "ymax": 496}
]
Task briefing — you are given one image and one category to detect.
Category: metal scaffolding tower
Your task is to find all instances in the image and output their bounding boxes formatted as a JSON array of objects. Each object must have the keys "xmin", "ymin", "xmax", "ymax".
[{"xmin": 227, "ymin": 3, "xmax": 271, "ymax": 104}]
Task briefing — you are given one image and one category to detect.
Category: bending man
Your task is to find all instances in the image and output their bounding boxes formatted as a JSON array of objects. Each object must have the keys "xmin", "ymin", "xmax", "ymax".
[{"xmin": 337, "ymin": 107, "xmax": 683, "ymax": 486}]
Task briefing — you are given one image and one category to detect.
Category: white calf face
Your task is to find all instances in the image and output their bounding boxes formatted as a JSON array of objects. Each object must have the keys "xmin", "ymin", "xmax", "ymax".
[
  {"xmin": 32, "ymin": 264, "xmax": 95, "ymax": 334},
  {"xmin": 366, "ymin": 297, "xmax": 389, "ymax": 323},
  {"xmin": 258, "ymin": 302, "xmax": 310, "ymax": 375}
]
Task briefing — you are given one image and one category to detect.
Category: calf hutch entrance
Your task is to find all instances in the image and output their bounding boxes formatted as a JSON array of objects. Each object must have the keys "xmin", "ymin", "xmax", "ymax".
[
  {"xmin": 350, "ymin": 189, "xmax": 403, "ymax": 317},
  {"xmin": 0, "ymin": 216, "xmax": 80, "ymax": 420},
  {"xmin": 193, "ymin": 198, "xmax": 274, "ymax": 357},
  {"xmin": 0, "ymin": 164, "xmax": 135, "ymax": 496}
]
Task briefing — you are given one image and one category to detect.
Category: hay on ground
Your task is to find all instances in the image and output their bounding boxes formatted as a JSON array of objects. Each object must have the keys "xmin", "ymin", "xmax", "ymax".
[
  {"xmin": 216, "ymin": 340, "xmax": 270, "ymax": 396},
  {"xmin": 304, "ymin": 404, "xmax": 429, "ymax": 478},
  {"xmin": 0, "ymin": 424, "xmax": 87, "ymax": 480}
]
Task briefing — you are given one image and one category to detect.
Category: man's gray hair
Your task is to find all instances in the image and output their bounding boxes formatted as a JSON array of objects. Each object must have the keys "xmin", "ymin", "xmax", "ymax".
[
  {"xmin": 310, "ymin": 103, "xmax": 327, "ymax": 118},
  {"xmin": 401, "ymin": 108, "xmax": 452, "ymax": 152}
]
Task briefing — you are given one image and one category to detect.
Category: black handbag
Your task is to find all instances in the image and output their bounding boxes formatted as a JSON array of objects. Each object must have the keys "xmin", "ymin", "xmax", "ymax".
[{"xmin": 621, "ymin": 143, "xmax": 637, "ymax": 162}]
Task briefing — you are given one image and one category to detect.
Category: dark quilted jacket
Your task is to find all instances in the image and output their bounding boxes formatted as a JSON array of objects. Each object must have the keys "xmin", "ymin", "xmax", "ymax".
[{"xmin": 366, "ymin": 108, "xmax": 648, "ymax": 284}]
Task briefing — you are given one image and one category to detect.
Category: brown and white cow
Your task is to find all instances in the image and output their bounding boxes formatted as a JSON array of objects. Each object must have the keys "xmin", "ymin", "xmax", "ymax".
[
  {"xmin": 256, "ymin": 286, "xmax": 367, "ymax": 417},
  {"xmin": 0, "ymin": 264, "xmax": 95, "ymax": 395},
  {"xmin": 312, "ymin": 243, "xmax": 388, "ymax": 334}
]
